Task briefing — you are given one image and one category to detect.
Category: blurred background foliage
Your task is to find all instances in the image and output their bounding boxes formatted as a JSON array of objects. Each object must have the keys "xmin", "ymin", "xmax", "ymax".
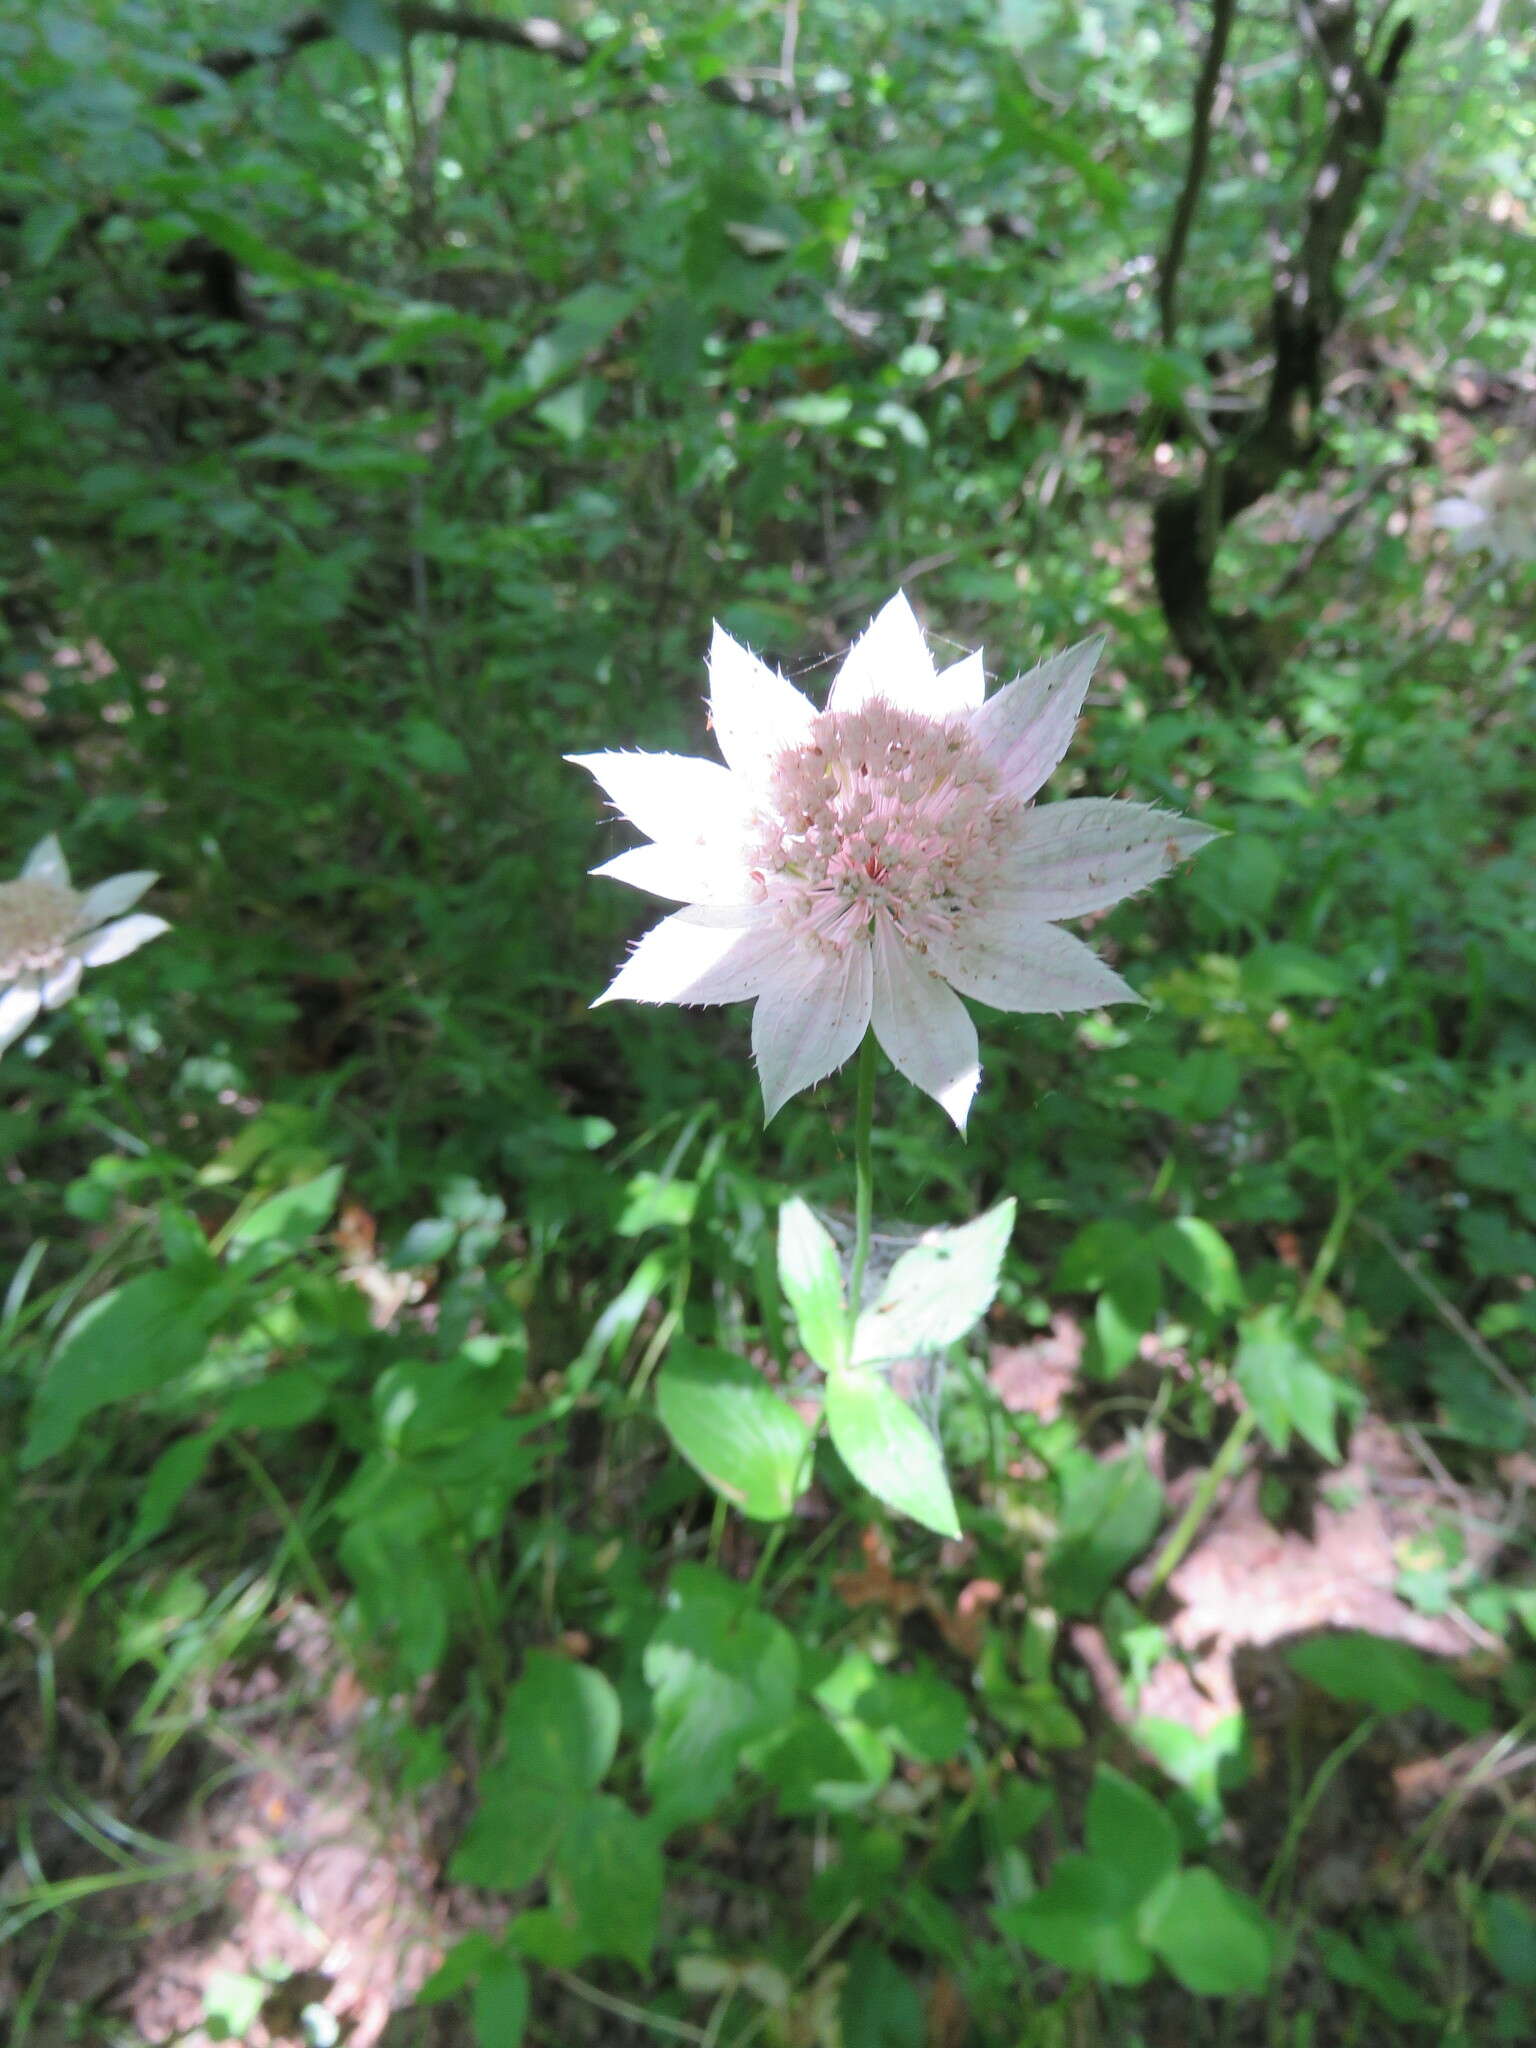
[{"xmin": 1, "ymin": 0, "xmax": 1534, "ymax": 2042}]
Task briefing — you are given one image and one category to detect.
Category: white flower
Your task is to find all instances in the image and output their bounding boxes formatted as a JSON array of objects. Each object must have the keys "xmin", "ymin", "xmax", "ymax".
[
  {"xmin": 1431, "ymin": 459, "xmax": 1536, "ymax": 566},
  {"xmin": 0, "ymin": 835, "xmax": 169, "ymax": 1054},
  {"xmin": 570, "ymin": 594, "xmax": 1215, "ymax": 1131}
]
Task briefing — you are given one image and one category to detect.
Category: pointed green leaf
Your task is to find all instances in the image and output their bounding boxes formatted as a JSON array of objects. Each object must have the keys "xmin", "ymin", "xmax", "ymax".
[
  {"xmin": 656, "ymin": 1342, "xmax": 812, "ymax": 1522},
  {"xmin": 1139, "ymin": 1867, "xmax": 1275, "ymax": 1996},
  {"xmin": 853, "ymin": 1199, "xmax": 1015, "ymax": 1364},
  {"xmin": 777, "ymin": 1197, "xmax": 846, "ymax": 1371},
  {"xmin": 23, "ymin": 1263, "xmax": 228, "ymax": 1467},
  {"xmin": 998, "ymin": 1853, "xmax": 1153, "ymax": 1985},
  {"xmin": 825, "ymin": 1369, "xmax": 960, "ymax": 1538},
  {"xmin": 1085, "ymin": 1767, "xmax": 1179, "ymax": 1903},
  {"xmin": 1151, "ymin": 1217, "xmax": 1244, "ymax": 1313},
  {"xmin": 1045, "ymin": 1450, "xmax": 1163, "ymax": 1614},
  {"xmin": 554, "ymin": 1797, "xmax": 663, "ymax": 1969},
  {"xmin": 643, "ymin": 1566, "xmax": 799, "ymax": 1829},
  {"xmin": 1234, "ymin": 1305, "xmax": 1346, "ymax": 1461}
]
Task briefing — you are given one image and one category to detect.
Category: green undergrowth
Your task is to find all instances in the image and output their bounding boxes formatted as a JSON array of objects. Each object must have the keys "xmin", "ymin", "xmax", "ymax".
[{"xmin": 2, "ymin": 2, "xmax": 1535, "ymax": 2044}]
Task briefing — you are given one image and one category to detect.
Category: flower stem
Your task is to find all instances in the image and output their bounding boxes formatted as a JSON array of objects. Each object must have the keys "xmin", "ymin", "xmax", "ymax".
[{"xmin": 845, "ymin": 1032, "xmax": 877, "ymax": 1363}]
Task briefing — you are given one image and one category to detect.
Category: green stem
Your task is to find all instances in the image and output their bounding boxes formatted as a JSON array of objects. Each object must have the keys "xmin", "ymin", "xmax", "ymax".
[
  {"xmin": 845, "ymin": 1032, "xmax": 877, "ymax": 1363},
  {"xmin": 1143, "ymin": 1406, "xmax": 1259, "ymax": 1597}
]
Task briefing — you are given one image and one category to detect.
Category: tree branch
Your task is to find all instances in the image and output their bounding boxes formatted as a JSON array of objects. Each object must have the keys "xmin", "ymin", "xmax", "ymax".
[
  {"xmin": 1158, "ymin": 0, "xmax": 1238, "ymax": 351},
  {"xmin": 162, "ymin": 4, "xmax": 787, "ymax": 116},
  {"xmin": 1151, "ymin": 3, "xmax": 1414, "ymax": 685}
]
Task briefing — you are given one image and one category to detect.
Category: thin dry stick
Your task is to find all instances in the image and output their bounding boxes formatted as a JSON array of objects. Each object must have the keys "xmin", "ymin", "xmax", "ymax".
[{"xmin": 1360, "ymin": 1216, "xmax": 1536, "ymax": 1432}]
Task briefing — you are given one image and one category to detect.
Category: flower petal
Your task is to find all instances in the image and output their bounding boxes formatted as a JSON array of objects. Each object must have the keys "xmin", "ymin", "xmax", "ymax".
[
  {"xmin": 929, "ymin": 912, "xmax": 1139, "ymax": 1015},
  {"xmin": 707, "ymin": 623, "xmax": 817, "ymax": 781},
  {"xmin": 22, "ymin": 834, "xmax": 69, "ymax": 887},
  {"xmin": 592, "ymin": 841, "xmax": 755, "ymax": 908},
  {"xmin": 0, "ymin": 981, "xmax": 42, "ymax": 1053},
  {"xmin": 751, "ymin": 941, "xmax": 874, "ymax": 1123},
  {"xmin": 594, "ymin": 907, "xmax": 786, "ymax": 1008},
  {"xmin": 1430, "ymin": 495, "xmax": 1487, "ymax": 533},
  {"xmin": 965, "ymin": 636, "xmax": 1104, "ymax": 802},
  {"xmin": 566, "ymin": 750, "xmax": 754, "ymax": 850},
  {"xmin": 871, "ymin": 917, "xmax": 980, "ymax": 1134},
  {"xmin": 827, "ymin": 591, "xmax": 939, "ymax": 717},
  {"xmin": 996, "ymin": 799, "xmax": 1219, "ymax": 918},
  {"xmin": 74, "ymin": 913, "xmax": 170, "ymax": 967},
  {"xmin": 74, "ymin": 870, "xmax": 157, "ymax": 930},
  {"xmin": 40, "ymin": 956, "xmax": 83, "ymax": 1008},
  {"xmin": 934, "ymin": 646, "xmax": 987, "ymax": 713}
]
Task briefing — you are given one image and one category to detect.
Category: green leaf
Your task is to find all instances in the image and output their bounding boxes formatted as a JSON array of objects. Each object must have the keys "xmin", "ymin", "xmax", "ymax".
[
  {"xmin": 643, "ymin": 1565, "xmax": 799, "ymax": 1829},
  {"xmin": 504, "ymin": 1650, "xmax": 620, "ymax": 1792},
  {"xmin": 1314, "ymin": 1929, "xmax": 1424, "ymax": 2022},
  {"xmin": 854, "ymin": 1668, "xmax": 970, "ymax": 1763},
  {"xmin": 554, "ymin": 1797, "xmax": 663, "ymax": 1968},
  {"xmin": 23, "ymin": 198, "xmax": 80, "ymax": 268},
  {"xmin": 224, "ymin": 1370, "xmax": 329, "ymax": 1430},
  {"xmin": 1284, "ymin": 1632, "xmax": 1489, "ymax": 1734},
  {"xmin": 1234, "ymin": 1306, "xmax": 1347, "ymax": 1460},
  {"xmin": 471, "ymin": 1953, "xmax": 529, "ymax": 2048},
  {"xmin": 1151, "ymin": 1218, "xmax": 1244, "ymax": 1313},
  {"xmin": 1045, "ymin": 1450, "xmax": 1163, "ymax": 1614},
  {"xmin": 999, "ymin": 1853, "xmax": 1153, "ymax": 1985},
  {"xmin": 853, "ymin": 1199, "xmax": 1015, "ymax": 1363},
  {"xmin": 840, "ymin": 1945, "xmax": 925, "ymax": 2048},
  {"xmin": 450, "ymin": 1653, "xmax": 621, "ymax": 1888},
  {"xmin": 1139, "ymin": 1867, "xmax": 1275, "ymax": 1996},
  {"xmin": 656, "ymin": 1342, "xmax": 813, "ymax": 1522},
  {"xmin": 331, "ymin": 0, "xmax": 399, "ymax": 58},
  {"xmin": 1085, "ymin": 1767, "xmax": 1179, "ymax": 1904},
  {"xmin": 416, "ymin": 1934, "xmax": 499, "ymax": 2005},
  {"xmin": 1482, "ymin": 1893, "xmax": 1536, "ymax": 1991},
  {"xmin": 777, "ymin": 1197, "xmax": 846, "ymax": 1371},
  {"xmin": 825, "ymin": 1369, "xmax": 961, "ymax": 1539},
  {"xmin": 24, "ymin": 1263, "xmax": 228, "ymax": 1467},
  {"xmin": 130, "ymin": 1432, "xmax": 218, "ymax": 1547},
  {"xmin": 230, "ymin": 1166, "xmax": 345, "ymax": 1255}
]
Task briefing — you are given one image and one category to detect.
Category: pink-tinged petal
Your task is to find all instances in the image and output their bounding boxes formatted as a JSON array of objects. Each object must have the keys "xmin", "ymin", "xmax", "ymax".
[
  {"xmin": 594, "ymin": 907, "xmax": 786, "ymax": 1008},
  {"xmin": 929, "ymin": 912, "xmax": 1139, "ymax": 1015},
  {"xmin": 73, "ymin": 913, "xmax": 170, "ymax": 967},
  {"xmin": 995, "ymin": 799, "xmax": 1219, "ymax": 918},
  {"xmin": 0, "ymin": 982, "xmax": 42, "ymax": 1053},
  {"xmin": 707, "ymin": 623, "xmax": 817, "ymax": 781},
  {"xmin": 74, "ymin": 870, "xmax": 157, "ymax": 931},
  {"xmin": 40, "ymin": 956, "xmax": 83, "ymax": 1008},
  {"xmin": 21, "ymin": 834, "xmax": 69, "ymax": 887},
  {"xmin": 751, "ymin": 941, "xmax": 874, "ymax": 1123},
  {"xmin": 827, "ymin": 591, "xmax": 939, "ymax": 717},
  {"xmin": 965, "ymin": 636, "xmax": 1104, "ymax": 802},
  {"xmin": 871, "ymin": 917, "xmax": 980, "ymax": 1134},
  {"xmin": 591, "ymin": 841, "xmax": 755, "ymax": 908},
  {"xmin": 934, "ymin": 646, "xmax": 987, "ymax": 713},
  {"xmin": 566, "ymin": 750, "xmax": 754, "ymax": 849}
]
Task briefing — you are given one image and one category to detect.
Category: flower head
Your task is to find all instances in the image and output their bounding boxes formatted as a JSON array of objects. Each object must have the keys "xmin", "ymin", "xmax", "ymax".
[
  {"xmin": 1431, "ymin": 458, "xmax": 1536, "ymax": 566},
  {"xmin": 570, "ymin": 594, "xmax": 1215, "ymax": 1130},
  {"xmin": 0, "ymin": 835, "xmax": 169, "ymax": 1055}
]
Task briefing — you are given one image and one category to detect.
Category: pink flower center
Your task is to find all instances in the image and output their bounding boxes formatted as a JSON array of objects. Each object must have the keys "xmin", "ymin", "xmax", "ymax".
[
  {"xmin": 0, "ymin": 879, "xmax": 79, "ymax": 980},
  {"xmin": 751, "ymin": 703, "xmax": 1013, "ymax": 953}
]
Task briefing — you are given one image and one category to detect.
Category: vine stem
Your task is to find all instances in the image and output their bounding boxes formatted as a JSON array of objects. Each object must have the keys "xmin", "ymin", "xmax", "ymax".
[{"xmin": 845, "ymin": 1031, "xmax": 877, "ymax": 1363}]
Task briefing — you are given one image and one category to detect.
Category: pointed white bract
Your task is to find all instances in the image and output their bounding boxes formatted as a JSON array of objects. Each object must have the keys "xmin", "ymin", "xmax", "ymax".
[
  {"xmin": 0, "ymin": 837, "xmax": 170, "ymax": 1055},
  {"xmin": 569, "ymin": 594, "xmax": 1216, "ymax": 1128}
]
